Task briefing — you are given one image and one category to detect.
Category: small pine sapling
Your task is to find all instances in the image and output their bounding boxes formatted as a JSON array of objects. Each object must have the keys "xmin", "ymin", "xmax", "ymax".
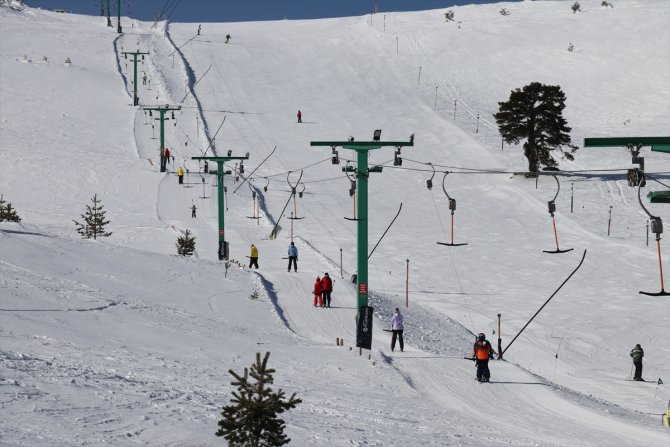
[
  {"xmin": 567, "ymin": 42, "xmax": 575, "ymax": 52},
  {"xmin": 216, "ymin": 352, "xmax": 302, "ymax": 447},
  {"xmin": 73, "ymin": 194, "xmax": 112, "ymax": 239},
  {"xmin": 176, "ymin": 229, "xmax": 196, "ymax": 256},
  {"xmin": 0, "ymin": 195, "xmax": 21, "ymax": 222},
  {"xmin": 601, "ymin": 1, "xmax": 613, "ymax": 7},
  {"xmin": 572, "ymin": 1, "xmax": 581, "ymax": 13},
  {"xmin": 444, "ymin": 10, "xmax": 455, "ymax": 22},
  {"xmin": 499, "ymin": 8, "xmax": 510, "ymax": 16}
]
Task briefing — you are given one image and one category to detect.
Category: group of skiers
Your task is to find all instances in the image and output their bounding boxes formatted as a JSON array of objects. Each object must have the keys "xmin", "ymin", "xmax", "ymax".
[{"xmin": 312, "ymin": 273, "xmax": 333, "ymax": 307}]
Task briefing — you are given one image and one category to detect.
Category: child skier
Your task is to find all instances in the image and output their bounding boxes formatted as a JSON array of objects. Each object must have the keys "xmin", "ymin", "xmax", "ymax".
[
  {"xmin": 313, "ymin": 276, "xmax": 323, "ymax": 307},
  {"xmin": 472, "ymin": 333, "xmax": 495, "ymax": 382}
]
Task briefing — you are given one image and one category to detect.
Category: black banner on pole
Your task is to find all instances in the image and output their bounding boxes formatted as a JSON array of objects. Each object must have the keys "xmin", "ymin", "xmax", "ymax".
[{"xmin": 356, "ymin": 305, "xmax": 374, "ymax": 350}]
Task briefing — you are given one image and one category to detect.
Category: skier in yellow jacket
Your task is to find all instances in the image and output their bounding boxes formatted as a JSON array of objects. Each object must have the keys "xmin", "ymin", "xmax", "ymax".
[
  {"xmin": 249, "ymin": 244, "xmax": 259, "ymax": 269},
  {"xmin": 177, "ymin": 167, "xmax": 184, "ymax": 185}
]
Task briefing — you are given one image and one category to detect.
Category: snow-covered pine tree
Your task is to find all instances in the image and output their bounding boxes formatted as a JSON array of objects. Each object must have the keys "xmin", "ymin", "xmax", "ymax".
[
  {"xmin": 572, "ymin": 2, "xmax": 581, "ymax": 13},
  {"xmin": 73, "ymin": 194, "xmax": 112, "ymax": 239},
  {"xmin": 444, "ymin": 10, "xmax": 455, "ymax": 22},
  {"xmin": 494, "ymin": 82, "xmax": 577, "ymax": 174},
  {"xmin": 0, "ymin": 194, "xmax": 21, "ymax": 222},
  {"xmin": 176, "ymin": 229, "xmax": 196, "ymax": 256},
  {"xmin": 216, "ymin": 352, "xmax": 302, "ymax": 447}
]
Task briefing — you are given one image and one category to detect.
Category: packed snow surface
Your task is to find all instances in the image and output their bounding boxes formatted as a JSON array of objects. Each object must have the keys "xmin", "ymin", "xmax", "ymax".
[{"xmin": 1, "ymin": 0, "xmax": 669, "ymax": 445}]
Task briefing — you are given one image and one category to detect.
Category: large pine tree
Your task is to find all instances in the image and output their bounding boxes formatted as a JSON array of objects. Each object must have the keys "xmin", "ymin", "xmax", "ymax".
[
  {"xmin": 494, "ymin": 82, "xmax": 577, "ymax": 173},
  {"xmin": 73, "ymin": 194, "xmax": 112, "ymax": 239},
  {"xmin": 216, "ymin": 352, "xmax": 302, "ymax": 447},
  {"xmin": 176, "ymin": 229, "xmax": 196, "ymax": 256}
]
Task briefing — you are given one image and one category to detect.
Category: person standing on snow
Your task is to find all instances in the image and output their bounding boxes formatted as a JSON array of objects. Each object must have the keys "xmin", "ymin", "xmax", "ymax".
[
  {"xmin": 320, "ymin": 272, "xmax": 333, "ymax": 308},
  {"xmin": 249, "ymin": 244, "xmax": 259, "ymax": 269},
  {"xmin": 177, "ymin": 166, "xmax": 184, "ymax": 185},
  {"xmin": 197, "ymin": 24, "xmax": 201, "ymax": 35},
  {"xmin": 472, "ymin": 333, "xmax": 495, "ymax": 382},
  {"xmin": 191, "ymin": 204, "xmax": 197, "ymax": 218},
  {"xmin": 225, "ymin": 34, "xmax": 231, "ymax": 44},
  {"xmin": 390, "ymin": 308, "xmax": 404, "ymax": 352},
  {"xmin": 313, "ymin": 276, "xmax": 323, "ymax": 307},
  {"xmin": 297, "ymin": 110, "xmax": 302, "ymax": 123},
  {"xmin": 287, "ymin": 241, "xmax": 298, "ymax": 272},
  {"xmin": 630, "ymin": 344, "xmax": 644, "ymax": 381},
  {"xmin": 142, "ymin": 71, "xmax": 148, "ymax": 85}
]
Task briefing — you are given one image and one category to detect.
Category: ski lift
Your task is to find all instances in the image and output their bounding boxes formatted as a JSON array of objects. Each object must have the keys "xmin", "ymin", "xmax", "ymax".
[
  {"xmin": 393, "ymin": 147, "xmax": 403, "ymax": 166},
  {"xmin": 637, "ymin": 182, "xmax": 669, "ymax": 296},
  {"xmin": 344, "ymin": 162, "xmax": 361, "ymax": 221},
  {"xmin": 543, "ymin": 175, "xmax": 573, "ymax": 254},
  {"xmin": 331, "ymin": 146, "xmax": 340, "ymax": 165},
  {"xmin": 263, "ymin": 177, "xmax": 269, "ymax": 192},
  {"xmin": 239, "ymin": 161, "xmax": 244, "ymax": 174},
  {"xmin": 436, "ymin": 172, "xmax": 468, "ymax": 247},
  {"xmin": 149, "ymin": 110, "xmax": 153, "ymax": 117},
  {"xmin": 287, "ymin": 171, "xmax": 305, "ymax": 220},
  {"xmin": 426, "ymin": 162, "xmax": 435, "ymax": 190},
  {"xmin": 247, "ymin": 181, "xmax": 262, "ymax": 222},
  {"xmin": 227, "ymin": 150, "xmax": 232, "ymax": 156},
  {"xmin": 298, "ymin": 183, "xmax": 305, "ymax": 198}
]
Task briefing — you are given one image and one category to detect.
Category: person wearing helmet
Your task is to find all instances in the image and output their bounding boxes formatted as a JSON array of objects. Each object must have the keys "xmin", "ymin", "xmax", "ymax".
[
  {"xmin": 630, "ymin": 344, "xmax": 644, "ymax": 381},
  {"xmin": 472, "ymin": 333, "xmax": 495, "ymax": 382}
]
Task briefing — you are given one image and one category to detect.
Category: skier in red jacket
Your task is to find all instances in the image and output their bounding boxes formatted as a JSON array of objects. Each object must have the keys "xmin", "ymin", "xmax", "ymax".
[
  {"xmin": 313, "ymin": 276, "xmax": 323, "ymax": 307},
  {"xmin": 320, "ymin": 273, "xmax": 333, "ymax": 308}
]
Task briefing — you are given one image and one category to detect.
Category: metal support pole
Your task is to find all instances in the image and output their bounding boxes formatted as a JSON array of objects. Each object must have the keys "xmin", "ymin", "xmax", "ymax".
[
  {"xmin": 290, "ymin": 212, "xmax": 294, "ymax": 242},
  {"xmin": 396, "ymin": 36, "xmax": 398, "ymax": 54},
  {"xmin": 417, "ymin": 66, "xmax": 421, "ymax": 84},
  {"xmin": 340, "ymin": 248, "xmax": 343, "ymax": 278},
  {"xmin": 434, "ymin": 86, "xmax": 438, "ymax": 110},
  {"xmin": 116, "ymin": 0, "xmax": 122, "ymax": 33},
  {"xmin": 159, "ymin": 110, "xmax": 165, "ymax": 171},
  {"xmin": 607, "ymin": 206, "xmax": 613, "ymax": 236},
  {"xmin": 497, "ymin": 313, "xmax": 502, "ymax": 359},
  {"xmin": 356, "ymin": 149, "xmax": 369, "ymax": 312},
  {"xmin": 216, "ymin": 161, "xmax": 225, "ymax": 258},
  {"xmin": 657, "ymin": 239, "xmax": 666, "ymax": 291},
  {"xmin": 570, "ymin": 183, "xmax": 574, "ymax": 213},
  {"xmin": 106, "ymin": 0, "xmax": 111, "ymax": 27},
  {"xmin": 475, "ymin": 113, "xmax": 480, "ymax": 133},
  {"xmin": 132, "ymin": 54, "xmax": 138, "ymax": 106},
  {"xmin": 405, "ymin": 259, "xmax": 409, "ymax": 308},
  {"xmin": 647, "ymin": 221, "xmax": 649, "ymax": 246},
  {"xmin": 453, "ymin": 99, "xmax": 457, "ymax": 120}
]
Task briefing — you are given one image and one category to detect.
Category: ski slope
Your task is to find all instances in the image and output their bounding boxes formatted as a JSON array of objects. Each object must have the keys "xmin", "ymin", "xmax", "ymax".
[{"xmin": 1, "ymin": 0, "xmax": 669, "ymax": 445}]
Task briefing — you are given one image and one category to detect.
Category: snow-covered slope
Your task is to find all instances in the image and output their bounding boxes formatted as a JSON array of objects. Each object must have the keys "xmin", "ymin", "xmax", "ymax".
[{"xmin": 1, "ymin": 0, "xmax": 669, "ymax": 445}]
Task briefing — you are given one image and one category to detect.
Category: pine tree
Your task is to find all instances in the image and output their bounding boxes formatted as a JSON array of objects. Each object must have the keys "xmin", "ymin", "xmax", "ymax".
[
  {"xmin": 73, "ymin": 194, "xmax": 112, "ymax": 239},
  {"xmin": 444, "ymin": 10, "xmax": 455, "ymax": 22},
  {"xmin": 494, "ymin": 82, "xmax": 577, "ymax": 174},
  {"xmin": 0, "ymin": 195, "xmax": 21, "ymax": 222},
  {"xmin": 176, "ymin": 229, "xmax": 196, "ymax": 256},
  {"xmin": 216, "ymin": 352, "xmax": 302, "ymax": 447}
]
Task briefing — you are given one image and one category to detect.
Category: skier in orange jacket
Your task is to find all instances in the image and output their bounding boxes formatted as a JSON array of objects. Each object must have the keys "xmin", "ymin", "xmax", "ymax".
[{"xmin": 472, "ymin": 333, "xmax": 495, "ymax": 382}]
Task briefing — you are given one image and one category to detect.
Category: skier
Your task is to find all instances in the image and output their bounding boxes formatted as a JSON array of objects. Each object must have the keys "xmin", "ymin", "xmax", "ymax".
[
  {"xmin": 142, "ymin": 71, "xmax": 148, "ymax": 85},
  {"xmin": 177, "ymin": 166, "xmax": 184, "ymax": 185},
  {"xmin": 630, "ymin": 344, "xmax": 644, "ymax": 381},
  {"xmin": 225, "ymin": 34, "xmax": 231, "ymax": 44},
  {"xmin": 472, "ymin": 333, "xmax": 495, "ymax": 382},
  {"xmin": 313, "ymin": 276, "xmax": 323, "ymax": 307},
  {"xmin": 249, "ymin": 244, "xmax": 259, "ymax": 269},
  {"xmin": 197, "ymin": 24, "xmax": 201, "ymax": 35},
  {"xmin": 320, "ymin": 273, "xmax": 333, "ymax": 308},
  {"xmin": 390, "ymin": 308, "xmax": 404, "ymax": 352},
  {"xmin": 297, "ymin": 110, "xmax": 302, "ymax": 123},
  {"xmin": 287, "ymin": 241, "xmax": 298, "ymax": 272},
  {"xmin": 191, "ymin": 204, "xmax": 197, "ymax": 218},
  {"xmin": 164, "ymin": 147, "xmax": 171, "ymax": 165}
]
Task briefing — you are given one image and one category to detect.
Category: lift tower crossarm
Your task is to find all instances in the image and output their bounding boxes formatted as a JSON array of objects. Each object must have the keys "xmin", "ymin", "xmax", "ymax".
[
  {"xmin": 310, "ymin": 138, "xmax": 414, "ymax": 325},
  {"xmin": 122, "ymin": 51, "xmax": 150, "ymax": 106},
  {"xmin": 191, "ymin": 155, "xmax": 249, "ymax": 260},
  {"xmin": 143, "ymin": 105, "xmax": 181, "ymax": 172}
]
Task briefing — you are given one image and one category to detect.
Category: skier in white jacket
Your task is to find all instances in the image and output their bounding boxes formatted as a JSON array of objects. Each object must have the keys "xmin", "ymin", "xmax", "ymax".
[{"xmin": 390, "ymin": 308, "xmax": 404, "ymax": 352}]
